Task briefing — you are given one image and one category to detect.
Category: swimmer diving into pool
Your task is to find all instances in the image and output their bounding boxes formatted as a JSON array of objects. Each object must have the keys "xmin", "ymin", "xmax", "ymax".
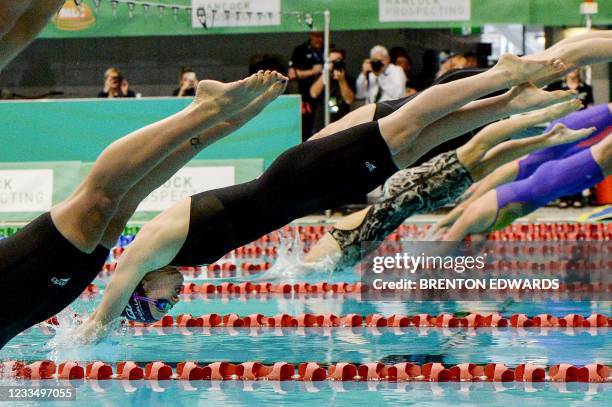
[
  {"xmin": 431, "ymin": 103, "xmax": 611, "ymax": 237},
  {"xmin": 75, "ymin": 54, "xmax": 577, "ymax": 340},
  {"xmin": 302, "ymin": 101, "xmax": 595, "ymax": 269},
  {"xmin": 437, "ymin": 124, "xmax": 612, "ymax": 242},
  {"xmin": 0, "ymin": 71, "xmax": 289, "ymax": 350}
]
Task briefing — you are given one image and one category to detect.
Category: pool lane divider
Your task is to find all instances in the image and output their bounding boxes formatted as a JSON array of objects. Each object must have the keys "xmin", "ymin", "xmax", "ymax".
[
  {"xmin": 1, "ymin": 361, "xmax": 609, "ymax": 382},
  {"xmin": 81, "ymin": 281, "xmax": 612, "ymax": 296},
  {"xmin": 42, "ymin": 312, "xmax": 610, "ymax": 329}
]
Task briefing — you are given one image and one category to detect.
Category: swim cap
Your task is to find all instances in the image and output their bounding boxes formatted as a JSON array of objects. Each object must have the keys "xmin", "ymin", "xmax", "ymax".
[{"xmin": 121, "ymin": 284, "xmax": 157, "ymax": 323}]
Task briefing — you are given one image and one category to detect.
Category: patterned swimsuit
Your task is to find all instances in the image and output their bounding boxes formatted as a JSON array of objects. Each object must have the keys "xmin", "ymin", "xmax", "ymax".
[{"xmin": 330, "ymin": 150, "xmax": 473, "ymax": 267}]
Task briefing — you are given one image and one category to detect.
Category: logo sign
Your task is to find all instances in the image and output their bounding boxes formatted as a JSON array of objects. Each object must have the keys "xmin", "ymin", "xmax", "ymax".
[
  {"xmin": 379, "ymin": 0, "xmax": 471, "ymax": 22},
  {"xmin": 0, "ymin": 170, "xmax": 53, "ymax": 212},
  {"xmin": 136, "ymin": 166, "xmax": 235, "ymax": 212},
  {"xmin": 191, "ymin": 0, "xmax": 280, "ymax": 28},
  {"xmin": 51, "ymin": 277, "xmax": 71, "ymax": 287}
]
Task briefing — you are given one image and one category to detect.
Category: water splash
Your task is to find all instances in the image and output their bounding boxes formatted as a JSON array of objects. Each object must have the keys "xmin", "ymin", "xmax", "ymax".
[
  {"xmin": 242, "ymin": 229, "xmax": 339, "ymax": 282},
  {"xmin": 44, "ymin": 305, "xmax": 127, "ymax": 363}
]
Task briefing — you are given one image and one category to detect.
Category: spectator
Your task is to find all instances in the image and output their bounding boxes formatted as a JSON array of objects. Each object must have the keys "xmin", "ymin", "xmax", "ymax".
[
  {"xmin": 561, "ymin": 69, "xmax": 594, "ymax": 109},
  {"xmin": 173, "ymin": 67, "xmax": 198, "ymax": 97},
  {"xmin": 288, "ymin": 31, "xmax": 325, "ymax": 140},
  {"xmin": 436, "ymin": 52, "xmax": 467, "ymax": 78},
  {"xmin": 464, "ymin": 51, "xmax": 479, "ymax": 68},
  {"xmin": 356, "ymin": 45, "xmax": 406, "ymax": 104},
  {"xmin": 249, "ymin": 54, "xmax": 286, "ymax": 75},
  {"xmin": 309, "ymin": 48, "xmax": 355, "ymax": 133},
  {"xmin": 547, "ymin": 69, "xmax": 594, "ymax": 111},
  {"xmin": 390, "ymin": 47, "xmax": 417, "ymax": 96},
  {"xmin": 98, "ymin": 67, "xmax": 135, "ymax": 98}
]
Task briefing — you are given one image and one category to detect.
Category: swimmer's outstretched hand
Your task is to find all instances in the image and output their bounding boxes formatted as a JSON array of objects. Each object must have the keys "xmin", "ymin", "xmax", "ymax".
[{"xmin": 71, "ymin": 318, "xmax": 112, "ymax": 345}]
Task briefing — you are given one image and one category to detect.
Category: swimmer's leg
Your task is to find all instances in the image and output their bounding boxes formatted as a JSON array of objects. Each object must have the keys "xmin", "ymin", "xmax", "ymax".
[
  {"xmin": 444, "ymin": 141, "xmax": 611, "ymax": 241},
  {"xmin": 591, "ymin": 129, "xmax": 612, "ymax": 176},
  {"xmin": 469, "ymin": 124, "xmax": 595, "ymax": 180},
  {"xmin": 0, "ymin": 0, "xmax": 32, "ymax": 37},
  {"xmin": 0, "ymin": 1, "xmax": 63, "ymax": 70},
  {"xmin": 52, "ymin": 72, "xmax": 279, "ymax": 252},
  {"xmin": 378, "ymin": 56, "xmax": 567, "ymax": 166},
  {"xmin": 459, "ymin": 100, "xmax": 586, "ymax": 179},
  {"xmin": 545, "ymin": 30, "xmax": 612, "ymax": 49},
  {"xmin": 432, "ymin": 162, "xmax": 520, "ymax": 236},
  {"xmin": 432, "ymin": 118, "xmax": 595, "ymax": 236},
  {"xmin": 309, "ymin": 104, "xmax": 377, "ymax": 140},
  {"xmin": 393, "ymin": 84, "xmax": 577, "ymax": 166},
  {"xmin": 98, "ymin": 76, "xmax": 288, "ymax": 248},
  {"xmin": 529, "ymin": 38, "xmax": 612, "ymax": 86}
]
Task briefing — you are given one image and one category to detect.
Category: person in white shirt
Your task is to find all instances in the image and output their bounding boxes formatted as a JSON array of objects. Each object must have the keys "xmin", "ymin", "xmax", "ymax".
[{"xmin": 356, "ymin": 45, "xmax": 407, "ymax": 104}]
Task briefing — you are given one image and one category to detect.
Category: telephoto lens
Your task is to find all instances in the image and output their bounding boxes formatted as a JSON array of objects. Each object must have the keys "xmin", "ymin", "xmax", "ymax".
[{"xmin": 370, "ymin": 59, "xmax": 383, "ymax": 72}]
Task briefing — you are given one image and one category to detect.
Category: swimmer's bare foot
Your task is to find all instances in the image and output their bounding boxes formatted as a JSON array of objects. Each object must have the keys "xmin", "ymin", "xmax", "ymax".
[
  {"xmin": 189, "ymin": 70, "xmax": 279, "ymax": 124},
  {"xmin": 494, "ymin": 53, "xmax": 567, "ymax": 87},
  {"xmin": 302, "ymin": 232, "xmax": 342, "ymax": 266},
  {"xmin": 224, "ymin": 71, "xmax": 288, "ymax": 126},
  {"xmin": 537, "ymin": 99, "xmax": 583, "ymax": 121},
  {"xmin": 543, "ymin": 123, "xmax": 597, "ymax": 147},
  {"xmin": 508, "ymin": 83, "xmax": 577, "ymax": 114}
]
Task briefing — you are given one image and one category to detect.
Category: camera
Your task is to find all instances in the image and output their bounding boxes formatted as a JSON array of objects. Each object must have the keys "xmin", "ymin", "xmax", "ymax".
[
  {"xmin": 332, "ymin": 60, "xmax": 346, "ymax": 71},
  {"xmin": 370, "ymin": 59, "xmax": 384, "ymax": 72}
]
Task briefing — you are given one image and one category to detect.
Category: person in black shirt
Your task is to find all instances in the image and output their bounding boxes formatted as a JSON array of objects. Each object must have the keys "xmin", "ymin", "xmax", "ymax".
[
  {"xmin": 547, "ymin": 69, "xmax": 594, "ymax": 110},
  {"xmin": 310, "ymin": 48, "xmax": 355, "ymax": 134},
  {"xmin": 288, "ymin": 31, "xmax": 325, "ymax": 140},
  {"xmin": 563, "ymin": 69, "xmax": 594, "ymax": 109},
  {"xmin": 173, "ymin": 67, "xmax": 198, "ymax": 97},
  {"xmin": 98, "ymin": 67, "xmax": 136, "ymax": 98}
]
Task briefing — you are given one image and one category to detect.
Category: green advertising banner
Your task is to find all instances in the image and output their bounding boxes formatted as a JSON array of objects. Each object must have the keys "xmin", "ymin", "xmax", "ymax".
[
  {"xmin": 40, "ymin": 0, "xmax": 612, "ymax": 39},
  {"xmin": 0, "ymin": 95, "xmax": 301, "ymax": 168},
  {"xmin": 0, "ymin": 95, "xmax": 298, "ymax": 222},
  {"xmin": 0, "ymin": 161, "xmax": 82, "ymax": 222},
  {"xmin": 0, "ymin": 158, "xmax": 263, "ymax": 222}
]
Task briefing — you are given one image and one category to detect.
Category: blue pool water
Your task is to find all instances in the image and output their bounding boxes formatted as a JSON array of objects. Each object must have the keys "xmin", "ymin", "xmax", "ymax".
[
  {"xmin": 1, "ymin": 228, "xmax": 611, "ymax": 406},
  {"xmin": 0, "ymin": 380, "xmax": 610, "ymax": 406},
  {"xmin": 1, "ymin": 294, "xmax": 610, "ymax": 405}
]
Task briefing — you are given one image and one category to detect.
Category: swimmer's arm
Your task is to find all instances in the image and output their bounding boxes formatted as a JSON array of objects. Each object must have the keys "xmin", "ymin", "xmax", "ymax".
[
  {"xmin": 474, "ymin": 125, "xmax": 596, "ymax": 180},
  {"xmin": 459, "ymin": 101, "xmax": 579, "ymax": 168},
  {"xmin": 442, "ymin": 191, "xmax": 499, "ymax": 241},
  {"xmin": 86, "ymin": 201, "xmax": 190, "ymax": 335},
  {"xmin": 0, "ymin": 0, "xmax": 64, "ymax": 71},
  {"xmin": 470, "ymin": 135, "xmax": 554, "ymax": 180},
  {"xmin": 431, "ymin": 160, "xmax": 520, "ymax": 236}
]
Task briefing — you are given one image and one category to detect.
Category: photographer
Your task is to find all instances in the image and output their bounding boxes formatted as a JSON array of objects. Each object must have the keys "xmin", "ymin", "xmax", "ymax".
[
  {"xmin": 309, "ymin": 48, "xmax": 355, "ymax": 133},
  {"xmin": 98, "ymin": 67, "xmax": 135, "ymax": 98},
  {"xmin": 356, "ymin": 45, "xmax": 406, "ymax": 104},
  {"xmin": 173, "ymin": 67, "xmax": 198, "ymax": 97},
  {"xmin": 288, "ymin": 31, "xmax": 325, "ymax": 140}
]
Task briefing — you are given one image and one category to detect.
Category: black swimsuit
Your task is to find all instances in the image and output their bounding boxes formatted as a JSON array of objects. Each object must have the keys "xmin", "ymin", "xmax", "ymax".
[
  {"xmin": 170, "ymin": 122, "xmax": 399, "ymax": 266},
  {"xmin": 0, "ymin": 213, "xmax": 109, "ymax": 350}
]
